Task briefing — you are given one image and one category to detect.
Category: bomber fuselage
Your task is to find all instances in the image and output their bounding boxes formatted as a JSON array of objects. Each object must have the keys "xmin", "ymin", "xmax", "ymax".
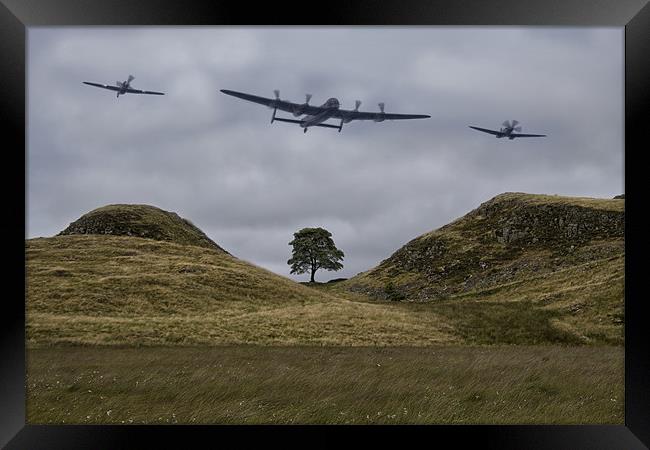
[{"xmin": 300, "ymin": 98, "xmax": 340, "ymax": 128}]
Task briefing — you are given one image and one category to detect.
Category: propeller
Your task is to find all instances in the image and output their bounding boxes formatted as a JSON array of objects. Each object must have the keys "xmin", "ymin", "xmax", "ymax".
[
  {"xmin": 273, "ymin": 89, "xmax": 280, "ymax": 100},
  {"xmin": 378, "ymin": 102, "xmax": 385, "ymax": 114},
  {"xmin": 305, "ymin": 94, "xmax": 312, "ymax": 104},
  {"xmin": 514, "ymin": 126, "xmax": 522, "ymax": 132},
  {"xmin": 502, "ymin": 120, "xmax": 511, "ymax": 128},
  {"xmin": 127, "ymin": 75, "xmax": 135, "ymax": 83},
  {"xmin": 116, "ymin": 81, "xmax": 122, "ymax": 87},
  {"xmin": 354, "ymin": 100, "xmax": 361, "ymax": 111}
]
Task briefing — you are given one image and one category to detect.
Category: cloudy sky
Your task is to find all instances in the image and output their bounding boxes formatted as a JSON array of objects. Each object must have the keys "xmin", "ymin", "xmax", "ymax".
[{"xmin": 27, "ymin": 27, "xmax": 623, "ymax": 281}]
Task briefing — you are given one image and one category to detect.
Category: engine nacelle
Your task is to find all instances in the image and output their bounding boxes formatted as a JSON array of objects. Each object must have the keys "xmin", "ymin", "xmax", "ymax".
[
  {"xmin": 345, "ymin": 100, "xmax": 361, "ymax": 123},
  {"xmin": 374, "ymin": 102, "xmax": 386, "ymax": 122},
  {"xmin": 293, "ymin": 94, "xmax": 312, "ymax": 117}
]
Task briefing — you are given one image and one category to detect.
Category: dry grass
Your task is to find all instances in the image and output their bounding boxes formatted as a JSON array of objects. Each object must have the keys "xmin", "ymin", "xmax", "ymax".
[
  {"xmin": 27, "ymin": 345, "xmax": 623, "ymax": 425},
  {"xmin": 27, "ymin": 235, "xmax": 457, "ymax": 346},
  {"xmin": 449, "ymin": 254, "xmax": 625, "ymax": 344},
  {"xmin": 327, "ymin": 254, "xmax": 624, "ymax": 345},
  {"xmin": 27, "ymin": 235, "xmax": 328, "ymax": 317},
  {"xmin": 27, "ymin": 234, "xmax": 623, "ymax": 346},
  {"xmin": 25, "ymin": 228, "xmax": 624, "ymax": 426},
  {"xmin": 340, "ymin": 192, "xmax": 624, "ymax": 345}
]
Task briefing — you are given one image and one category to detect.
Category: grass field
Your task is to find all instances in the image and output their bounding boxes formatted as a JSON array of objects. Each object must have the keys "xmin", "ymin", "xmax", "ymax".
[
  {"xmin": 27, "ymin": 345, "xmax": 623, "ymax": 425},
  {"xmin": 25, "ymin": 197, "xmax": 625, "ymax": 425},
  {"xmin": 27, "ymin": 236, "xmax": 623, "ymax": 347}
]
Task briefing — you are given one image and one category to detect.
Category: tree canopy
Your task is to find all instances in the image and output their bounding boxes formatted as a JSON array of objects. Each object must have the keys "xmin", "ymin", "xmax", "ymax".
[{"xmin": 287, "ymin": 227, "xmax": 344, "ymax": 282}]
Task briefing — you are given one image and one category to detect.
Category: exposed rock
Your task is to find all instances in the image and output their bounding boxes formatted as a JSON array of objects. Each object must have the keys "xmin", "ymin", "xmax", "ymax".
[
  {"xmin": 58, "ymin": 204, "xmax": 229, "ymax": 253},
  {"xmin": 348, "ymin": 193, "xmax": 624, "ymax": 301}
]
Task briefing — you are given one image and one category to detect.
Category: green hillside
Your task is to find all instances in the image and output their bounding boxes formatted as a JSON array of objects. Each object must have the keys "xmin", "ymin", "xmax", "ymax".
[
  {"xmin": 26, "ymin": 199, "xmax": 625, "ymax": 425},
  {"xmin": 27, "ymin": 196, "xmax": 624, "ymax": 346},
  {"xmin": 26, "ymin": 234, "xmax": 458, "ymax": 346},
  {"xmin": 341, "ymin": 192, "xmax": 624, "ymax": 344}
]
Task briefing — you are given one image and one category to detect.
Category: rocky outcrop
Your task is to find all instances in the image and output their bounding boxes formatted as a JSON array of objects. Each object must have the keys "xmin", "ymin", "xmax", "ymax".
[
  {"xmin": 470, "ymin": 194, "xmax": 624, "ymax": 246},
  {"xmin": 346, "ymin": 193, "xmax": 624, "ymax": 302},
  {"xmin": 58, "ymin": 204, "xmax": 229, "ymax": 253}
]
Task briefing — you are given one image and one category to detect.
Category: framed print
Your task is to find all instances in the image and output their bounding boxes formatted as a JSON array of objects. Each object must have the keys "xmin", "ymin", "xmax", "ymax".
[{"xmin": 2, "ymin": 0, "xmax": 649, "ymax": 448}]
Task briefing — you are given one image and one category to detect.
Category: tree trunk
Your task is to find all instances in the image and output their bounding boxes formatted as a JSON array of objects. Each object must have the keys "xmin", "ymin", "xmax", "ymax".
[{"xmin": 310, "ymin": 268, "xmax": 316, "ymax": 283}]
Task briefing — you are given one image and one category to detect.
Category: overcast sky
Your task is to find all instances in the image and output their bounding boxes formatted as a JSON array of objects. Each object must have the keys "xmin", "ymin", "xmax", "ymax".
[{"xmin": 27, "ymin": 27, "xmax": 623, "ymax": 281}]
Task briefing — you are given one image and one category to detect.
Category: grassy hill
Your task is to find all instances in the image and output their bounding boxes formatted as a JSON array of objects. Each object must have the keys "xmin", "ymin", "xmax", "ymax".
[
  {"xmin": 27, "ymin": 233, "xmax": 459, "ymax": 346},
  {"xmin": 341, "ymin": 192, "xmax": 624, "ymax": 344},
  {"xmin": 26, "ymin": 199, "xmax": 625, "ymax": 425},
  {"xmin": 27, "ymin": 196, "xmax": 624, "ymax": 347}
]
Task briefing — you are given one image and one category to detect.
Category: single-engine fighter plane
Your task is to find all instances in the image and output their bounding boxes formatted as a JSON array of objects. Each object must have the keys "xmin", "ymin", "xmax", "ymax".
[
  {"xmin": 220, "ymin": 89, "xmax": 431, "ymax": 133},
  {"xmin": 469, "ymin": 120, "xmax": 546, "ymax": 139},
  {"xmin": 82, "ymin": 75, "xmax": 165, "ymax": 98}
]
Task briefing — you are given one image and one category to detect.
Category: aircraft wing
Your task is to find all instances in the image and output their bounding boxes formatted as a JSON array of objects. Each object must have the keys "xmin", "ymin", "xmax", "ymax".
[
  {"xmin": 220, "ymin": 89, "xmax": 322, "ymax": 115},
  {"xmin": 125, "ymin": 87, "xmax": 165, "ymax": 95},
  {"xmin": 332, "ymin": 109, "xmax": 430, "ymax": 121},
  {"xmin": 82, "ymin": 81, "xmax": 120, "ymax": 92},
  {"xmin": 511, "ymin": 133, "xmax": 546, "ymax": 138},
  {"xmin": 469, "ymin": 126, "xmax": 501, "ymax": 136}
]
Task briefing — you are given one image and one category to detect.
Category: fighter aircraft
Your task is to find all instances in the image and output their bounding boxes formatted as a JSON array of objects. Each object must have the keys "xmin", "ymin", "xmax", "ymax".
[
  {"xmin": 82, "ymin": 75, "xmax": 165, "ymax": 98},
  {"xmin": 220, "ymin": 89, "xmax": 431, "ymax": 133},
  {"xmin": 469, "ymin": 120, "xmax": 546, "ymax": 139}
]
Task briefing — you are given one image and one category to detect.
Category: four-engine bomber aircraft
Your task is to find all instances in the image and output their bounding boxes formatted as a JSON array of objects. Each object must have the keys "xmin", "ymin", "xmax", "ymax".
[
  {"xmin": 220, "ymin": 89, "xmax": 431, "ymax": 133},
  {"xmin": 469, "ymin": 120, "xmax": 546, "ymax": 139},
  {"xmin": 82, "ymin": 75, "xmax": 165, "ymax": 98}
]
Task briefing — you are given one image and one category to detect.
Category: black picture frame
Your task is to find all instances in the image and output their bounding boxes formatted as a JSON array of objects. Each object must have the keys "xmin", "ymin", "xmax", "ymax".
[{"xmin": 2, "ymin": 0, "xmax": 648, "ymax": 448}]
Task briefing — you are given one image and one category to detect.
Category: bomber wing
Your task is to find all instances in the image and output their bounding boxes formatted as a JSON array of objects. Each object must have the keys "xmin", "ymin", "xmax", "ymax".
[
  {"xmin": 220, "ymin": 89, "xmax": 322, "ymax": 115},
  {"xmin": 82, "ymin": 81, "xmax": 120, "ymax": 92},
  {"xmin": 469, "ymin": 126, "xmax": 502, "ymax": 136},
  {"xmin": 510, "ymin": 133, "xmax": 546, "ymax": 138},
  {"xmin": 125, "ymin": 87, "xmax": 165, "ymax": 95},
  {"xmin": 332, "ymin": 109, "xmax": 430, "ymax": 121}
]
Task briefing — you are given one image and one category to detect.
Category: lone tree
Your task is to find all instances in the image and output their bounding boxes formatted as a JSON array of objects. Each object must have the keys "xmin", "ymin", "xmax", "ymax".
[{"xmin": 288, "ymin": 227, "xmax": 344, "ymax": 282}]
